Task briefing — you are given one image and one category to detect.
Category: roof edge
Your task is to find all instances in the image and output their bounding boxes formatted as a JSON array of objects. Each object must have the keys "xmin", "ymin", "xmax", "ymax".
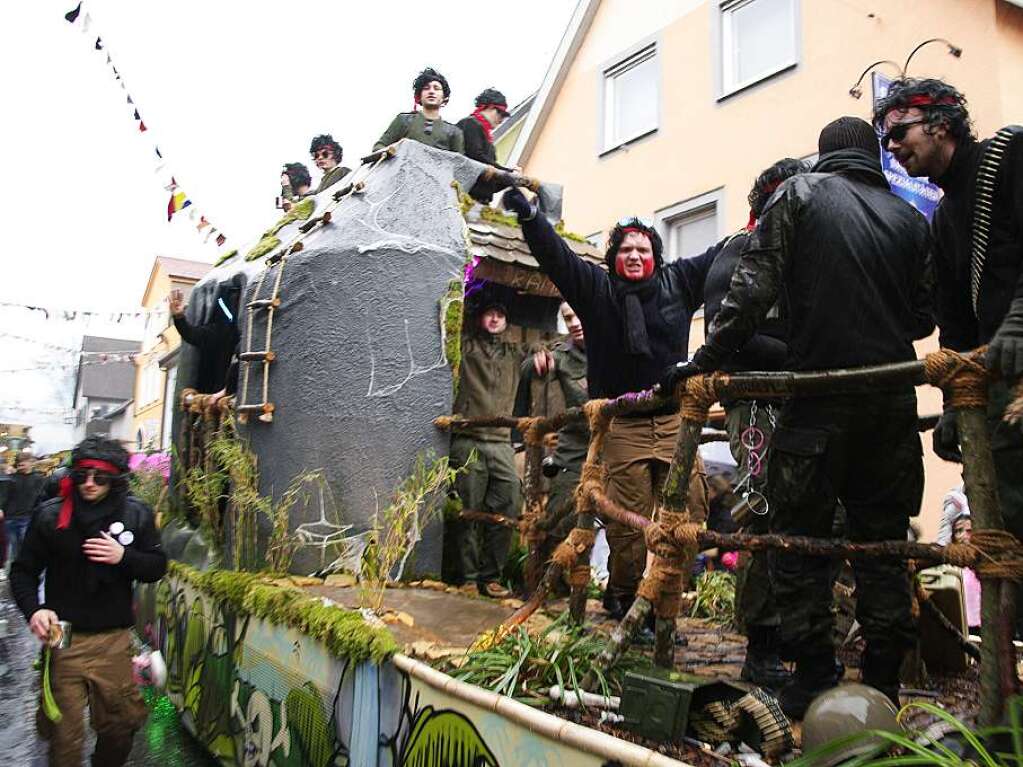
[{"xmin": 509, "ymin": 0, "xmax": 602, "ymax": 167}]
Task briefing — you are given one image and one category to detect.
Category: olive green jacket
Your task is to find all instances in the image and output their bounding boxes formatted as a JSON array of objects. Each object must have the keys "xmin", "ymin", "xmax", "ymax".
[
  {"xmin": 516, "ymin": 340, "xmax": 590, "ymax": 466},
  {"xmin": 453, "ymin": 332, "xmax": 524, "ymax": 442},
  {"xmin": 315, "ymin": 164, "xmax": 351, "ymax": 195},
  {"xmin": 374, "ymin": 112, "xmax": 465, "ymax": 154}
]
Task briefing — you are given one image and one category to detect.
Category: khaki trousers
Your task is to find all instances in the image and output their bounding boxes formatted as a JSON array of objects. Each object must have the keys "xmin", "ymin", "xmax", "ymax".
[
  {"xmin": 602, "ymin": 413, "xmax": 708, "ymax": 601},
  {"xmin": 37, "ymin": 628, "xmax": 148, "ymax": 767}
]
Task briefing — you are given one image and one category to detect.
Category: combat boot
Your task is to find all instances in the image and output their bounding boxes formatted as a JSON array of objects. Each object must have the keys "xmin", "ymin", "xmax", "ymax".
[
  {"xmin": 779, "ymin": 650, "xmax": 842, "ymax": 720},
  {"xmin": 740, "ymin": 626, "xmax": 792, "ymax": 692},
  {"xmin": 861, "ymin": 645, "xmax": 903, "ymax": 709}
]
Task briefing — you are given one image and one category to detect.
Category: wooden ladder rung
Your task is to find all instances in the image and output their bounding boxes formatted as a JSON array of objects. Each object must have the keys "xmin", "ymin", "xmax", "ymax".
[
  {"xmin": 247, "ymin": 297, "xmax": 280, "ymax": 310},
  {"xmin": 239, "ymin": 350, "xmax": 276, "ymax": 362}
]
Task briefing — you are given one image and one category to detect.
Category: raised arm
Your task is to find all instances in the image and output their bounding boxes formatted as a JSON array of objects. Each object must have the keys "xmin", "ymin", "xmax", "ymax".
[{"xmin": 503, "ymin": 188, "xmax": 605, "ymax": 315}]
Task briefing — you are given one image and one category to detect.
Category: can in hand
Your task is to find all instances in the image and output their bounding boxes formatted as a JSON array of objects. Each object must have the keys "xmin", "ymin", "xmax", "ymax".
[{"xmin": 48, "ymin": 620, "xmax": 72, "ymax": 649}]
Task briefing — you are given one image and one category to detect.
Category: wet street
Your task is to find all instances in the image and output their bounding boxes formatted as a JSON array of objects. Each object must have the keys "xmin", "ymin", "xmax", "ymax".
[{"xmin": 0, "ymin": 580, "xmax": 217, "ymax": 767}]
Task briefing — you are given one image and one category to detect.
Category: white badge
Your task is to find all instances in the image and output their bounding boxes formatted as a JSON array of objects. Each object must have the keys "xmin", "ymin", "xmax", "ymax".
[
  {"xmin": 109, "ymin": 521, "xmax": 125, "ymax": 535},
  {"xmin": 118, "ymin": 530, "xmax": 134, "ymax": 546}
]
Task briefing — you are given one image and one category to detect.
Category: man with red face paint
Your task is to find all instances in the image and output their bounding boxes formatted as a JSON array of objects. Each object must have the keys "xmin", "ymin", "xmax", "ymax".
[{"xmin": 503, "ymin": 188, "xmax": 711, "ymax": 619}]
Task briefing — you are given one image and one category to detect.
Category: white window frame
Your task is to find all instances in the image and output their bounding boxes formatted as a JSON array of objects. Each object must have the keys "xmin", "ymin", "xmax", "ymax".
[
  {"xmin": 655, "ymin": 189, "xmax": 725, "ymax": 266},
  {"xmin": 716, "ymin": 0, "xmax": 800, "ymax": 100},
  {"xmin": 599, "ymin": 39, "xmax": 660, "ymax": 154}
]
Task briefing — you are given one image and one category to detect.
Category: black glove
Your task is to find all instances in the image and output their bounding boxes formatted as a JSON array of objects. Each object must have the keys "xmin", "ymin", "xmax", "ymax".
[
  {"xmin": 501, "ymin": 187, "xmax": 536, "ymax": 220},
  {"xmin": 986, "ymin": 300, "xmax": 1023, "ymax": 380},
  {"xmin": 932, "ymin": 410, "xmax": 962, "ymax": 463},
  {"xmin": 658, "ymin": 360, "xmax": 702, "ymax": 395}
]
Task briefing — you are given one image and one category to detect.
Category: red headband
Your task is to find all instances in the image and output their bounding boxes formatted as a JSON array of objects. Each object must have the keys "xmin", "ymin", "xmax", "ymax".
[
  {"xmin": 621, "ymin": 227, "xmax": 651, "ymax": 237},
  {"xmin": 57, "ymin": 459, "xmax": 123, "ymax": 529},
  {"xmin": 901, "ymin": 95, "xmax": 958, "ymax": 108}
]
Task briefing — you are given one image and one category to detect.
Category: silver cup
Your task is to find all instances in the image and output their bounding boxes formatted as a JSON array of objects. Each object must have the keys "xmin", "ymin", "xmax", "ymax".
[{"xmin": 49, "ymin": 620, "xmax": 72, "ymax": 649}]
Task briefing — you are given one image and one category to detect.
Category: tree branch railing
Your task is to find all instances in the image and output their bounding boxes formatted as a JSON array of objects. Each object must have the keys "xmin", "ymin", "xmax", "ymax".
[{"xmin": 435, "ymin": 348, "xmax": 1023, "ymax": 726}]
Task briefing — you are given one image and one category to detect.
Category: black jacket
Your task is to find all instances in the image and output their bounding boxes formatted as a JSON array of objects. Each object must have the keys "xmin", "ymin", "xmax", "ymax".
[
  {"xmin": 457, "ymin": 116, "xmax": 505, "ymax": 204},
  {"xmin": 703, "ymin": 231, "xmax": 788, "ymax": 372},
  {"xmin": 11, "ymin": 493, "xmax": 166, "ymax": 631},
  {"xmin": 7, "ymin": 471, "xmax": 45, "ymax": 519},
  {"xmin": 694, "ymin": 150, "xmax": 934, "ymax": 373},
  {"xmin": 174, "ymin": 314, "xmax": 239, "ymax": 393},
  {"xmin": 931, "ymin": 131, "xmax": 1023, "ymax": 350},
  {"xmin": 520, "ymin": 214, "xmax": 714, "ymax": 400}
]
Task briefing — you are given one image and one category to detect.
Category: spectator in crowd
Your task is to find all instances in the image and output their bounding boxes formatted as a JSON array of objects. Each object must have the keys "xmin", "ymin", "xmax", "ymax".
[
  {"xmin": 457, "ymin": 88, "xmax": 511, "ymax": 203},
  {"xmin": 666, "ymin": 117, "xmax": 934, "ymax": 716},
  {"xmin": 5, "ymin": 452, "xmax": 45, "ymax": 562},
  {"xmin": 449, "ymin": 301, "xmax": 524, "ymax": 598},
  {"xmin": 280, "ymin": 161, "xmax": 312, "ymax": 211},
  {"xmin": 502, "ymin": 189, "xmax": 711, "ymax": 621},
  {"xmin": 309, "ymin": 134, "xmax": 351, "ymax": 194},
  {"xmin": 374, "ymin": 68, "xmax": 465, "ymax": 154},
  {"xmin": 11, "ymin": 436, "xmax": 167, "ymax": 767},
  {"xmin": 875, "ymin": 78, "xmax": 1023, "ymax": 551},
  {"xmin": 950, "ymin": 512, "xmax": 981, "ymax": 633}
]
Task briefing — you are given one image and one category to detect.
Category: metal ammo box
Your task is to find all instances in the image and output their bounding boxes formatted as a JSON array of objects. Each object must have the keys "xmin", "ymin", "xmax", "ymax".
[{"xmin": 619, "ymin": 668, "xmax": 710, "ymax": 741}]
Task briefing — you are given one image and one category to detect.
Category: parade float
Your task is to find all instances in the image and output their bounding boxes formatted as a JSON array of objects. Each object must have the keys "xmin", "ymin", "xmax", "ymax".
[{"xmin": 139, "ymin": 138, "xmax": 1023, "ymax": 767}]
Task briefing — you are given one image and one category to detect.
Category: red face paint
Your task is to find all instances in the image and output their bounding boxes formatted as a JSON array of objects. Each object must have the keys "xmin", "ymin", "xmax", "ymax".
[{"xmin": 615, "ymin": 230, "xmax": 656, "ymax": 281}]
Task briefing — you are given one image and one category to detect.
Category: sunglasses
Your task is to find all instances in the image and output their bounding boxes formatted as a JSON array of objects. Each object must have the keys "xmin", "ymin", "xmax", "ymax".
[
  {"xmin": 313, "ymin": 149, "xmax": 334, "ymax": 160},
  {"xmin": 880, "ymin": 118, "xmax": 927, "ymax": 151},
  {"xmin": 71, "ymin": 468, "xmax": 116, "ymax": 486},
  {"xmin": 617, "ymin": 216, "xmax": 654, "ymax": 229}
]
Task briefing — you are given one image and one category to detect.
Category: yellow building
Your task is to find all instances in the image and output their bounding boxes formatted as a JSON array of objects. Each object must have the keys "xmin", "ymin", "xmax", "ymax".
[
  {"xmin": 132, "ymin": 256, "xmax": 211, "ymax": 452},
  {"xmin": 512, "ymin": 0, "xmax": 1023, "ymax": 539}
]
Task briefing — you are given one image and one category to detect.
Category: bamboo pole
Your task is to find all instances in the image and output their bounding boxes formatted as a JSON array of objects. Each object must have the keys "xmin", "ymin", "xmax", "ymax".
[{"xmin": 522, "ymin": 442, "xmax": 545, "ymax": 594}]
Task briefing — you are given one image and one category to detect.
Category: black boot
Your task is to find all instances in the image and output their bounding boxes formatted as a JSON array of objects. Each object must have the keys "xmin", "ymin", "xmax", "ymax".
[
  {"xmin": 861, "ymin": 645, "xmax": 903, "ymax": 709},
  {"xmin": 603, "ymin": 591, "xmax": 634, "ymax": 621},
  {"xmin": 740, "ymin": 626, "xmax": 792, "ymax": 692},
  {"xmin": 778, "ymin": 650, "xmax": 841, "ymax": 720}
]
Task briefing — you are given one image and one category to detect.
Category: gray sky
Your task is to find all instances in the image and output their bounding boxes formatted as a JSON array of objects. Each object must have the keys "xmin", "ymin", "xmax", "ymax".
[{"xmin": 1, "ymin": 0, "xmax": 576, "ymax": 451}]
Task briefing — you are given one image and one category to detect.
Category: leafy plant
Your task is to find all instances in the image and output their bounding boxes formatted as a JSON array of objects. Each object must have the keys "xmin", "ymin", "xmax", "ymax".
[
  {"xmin": 689, "ymin": 570, "xmax": 736, "ymax": 626},
  {"xmin": 359, "ymin": 451, "xmax": 462, "ymax": 611},
  {"xmin": 129, "ymin": 466, "xmax": 169, "ymax": 521},
  {"xmin": 452, "ymin": 612, "xmax": 643, "ymax": 707}
]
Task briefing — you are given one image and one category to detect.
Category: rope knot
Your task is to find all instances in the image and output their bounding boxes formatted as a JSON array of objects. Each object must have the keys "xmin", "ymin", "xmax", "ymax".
[
  {"xmin": 644, "ymin": 522, "xmax": 679, "ymax": 558},
  {"xmin": 923, "ymin": 349, "xmax": 990, "ymax": 409}
]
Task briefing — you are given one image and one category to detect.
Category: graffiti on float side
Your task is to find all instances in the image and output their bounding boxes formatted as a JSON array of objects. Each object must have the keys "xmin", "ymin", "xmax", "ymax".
[{"xmin": 136, "ymin": 580, "xmax": 505, "ymax": 767}]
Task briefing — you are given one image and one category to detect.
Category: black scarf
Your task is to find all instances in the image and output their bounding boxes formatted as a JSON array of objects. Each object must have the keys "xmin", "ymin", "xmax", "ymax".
[
  {"xmin": 610, "ymin": 273, "xmax": 660, "ymax": 358},
  {"xmin": 70, "ymin": 487, "xmax": 127, "ymax": 595}
]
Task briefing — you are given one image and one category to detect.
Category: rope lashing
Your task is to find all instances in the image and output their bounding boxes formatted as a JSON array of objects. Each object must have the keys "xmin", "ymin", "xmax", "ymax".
[
  {"xmin": 679, "ymin": 374, "xmax": 719, "ymax": 422},
  {"xmin": 947, "ymin": 530, "xmax": 1023, "ymax": 580},
  {"xmin": 517, "ymin": 416, "xmax": 547, "ymax": 446},
  {"xmin": 923, "ymin": 348, "xmax": 990, "ymax": 409},
  {"xmin": 1005, "ymin": 380, "xmax": 1023, "ymax": 426},
  {"xmin": 549, "ymin": 527, "xmax": 596, "ymax": 569}
]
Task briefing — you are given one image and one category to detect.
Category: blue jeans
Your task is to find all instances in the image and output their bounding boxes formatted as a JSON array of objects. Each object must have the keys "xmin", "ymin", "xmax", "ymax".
[{"xmin": 5, "ymin": 516, "xmax": 30, "ymax": 563}]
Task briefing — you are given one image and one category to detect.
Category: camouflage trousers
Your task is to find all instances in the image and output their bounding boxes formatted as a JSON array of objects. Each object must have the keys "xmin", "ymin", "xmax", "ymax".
[
  {"xmin": 724, "ymin": 401, "xmax": 779, "ymax": 633},
  {"xmin": 450, "ymin": 436, "xmax": 521, "ymax": 584},
  {"xmin": 767, "ymin": 392, "xmax": 922, "ymax": 661}
]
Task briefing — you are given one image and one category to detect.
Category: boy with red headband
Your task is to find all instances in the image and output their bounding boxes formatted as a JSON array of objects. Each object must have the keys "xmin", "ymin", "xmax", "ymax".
[
  {"xmin": 458, "ymin": 88, "xmax": 511, "ymax": 203},
  {"xmin": 503, "ymin": 188, "xmax": 710, "ymax": 622},
  {"xmin": 11, "ymin": 436, "xmax": 166, "ymax": 767},
  {"xmin": 374, "ymin": 67, "xmax": 465, "ymax": 154}
]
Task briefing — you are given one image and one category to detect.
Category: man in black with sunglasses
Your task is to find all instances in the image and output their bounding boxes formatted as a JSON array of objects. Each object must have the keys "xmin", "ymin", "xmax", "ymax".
[
  {"xmin": 503, "ymin": 188, "xmax": 710, "ymax": 621},
  {"xmin": 662, "ymin": 117, "xmax": 934, "ymax": 717},
  {"xmin": 874, "ymin": 78, "xmax": 1023, "ymax": 551},
  {"xmin": 11, "ymin": 436, "xmax": 166, "ymax": 767}
]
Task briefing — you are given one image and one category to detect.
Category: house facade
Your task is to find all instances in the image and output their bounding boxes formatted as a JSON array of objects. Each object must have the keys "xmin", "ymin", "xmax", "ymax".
[
  {"xmin": 72, "ymin": 336, "xmax": 140, "ymax": 451},
  {"xmin": 512, "ymin": 0, "xmax": 1023, "ymax": 539},
  {"xmin": 132, "ymin": 256, "xmax": 211, "ymax": 452}
]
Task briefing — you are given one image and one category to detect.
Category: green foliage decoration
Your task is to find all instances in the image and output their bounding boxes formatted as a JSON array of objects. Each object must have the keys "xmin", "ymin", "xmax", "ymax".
[
  {"xmin": 168, "ymin": 561, "xmax": 398, "ymax": 664},
  {"xmin": 443, "ymin": 279, "xmax": 464, "ymax": 392},
  {"xmin": 245, "ymin": 234, "xmax": 281, "ymax": 262},
  {"xmin": 213, "ymin": 249, "xmax": 239, "ymax": 267},
  {"xmin": 264, "ymin": 197, "xmax": 318, "ymax": 239},
  {"xmin": 689, "ymin": 570, "xmax": 736, "ymax": 626}
]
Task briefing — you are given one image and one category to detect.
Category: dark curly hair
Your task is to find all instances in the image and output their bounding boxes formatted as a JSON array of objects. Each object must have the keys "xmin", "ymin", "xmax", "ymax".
[
  {"xmin": 309, "ymin": 134, "xmax": 343, "ymax": 163},
  {"xmin": 413, "ymin": 67, "xmax": 451, "ymax": 103},
  {"xmin": 282, "ymin": 162, "xmax": 312, "ymax": 190},
  {"xmin": 872, "ymin": 77, "xmax": 974, "ymax": 143},
  {"xmin": 72, "ymin": 436, "xmax": 130, "ymax": 474},
  {"xmin": 748, "ymin": 158, "xmax": 807, "ymax": 217},
  {"xmin": 605, "ymin": 219, "xmax": 664, "ymax": 272}
]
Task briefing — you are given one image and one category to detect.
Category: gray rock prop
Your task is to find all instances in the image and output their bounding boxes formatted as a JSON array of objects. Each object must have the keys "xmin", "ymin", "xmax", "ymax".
[{"xmin": 177, "ymin": 140, "xmax": 493, "ymax": 576}]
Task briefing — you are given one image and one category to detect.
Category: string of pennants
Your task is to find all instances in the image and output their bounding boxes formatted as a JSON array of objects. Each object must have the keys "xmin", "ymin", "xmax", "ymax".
[
  {"xmin": 0, "ymin": 299, "xmax": 166, "ymax": 325},
  {"xmin": 63, "ymin": 3, "xmax": 228, "ymax": 248}
]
